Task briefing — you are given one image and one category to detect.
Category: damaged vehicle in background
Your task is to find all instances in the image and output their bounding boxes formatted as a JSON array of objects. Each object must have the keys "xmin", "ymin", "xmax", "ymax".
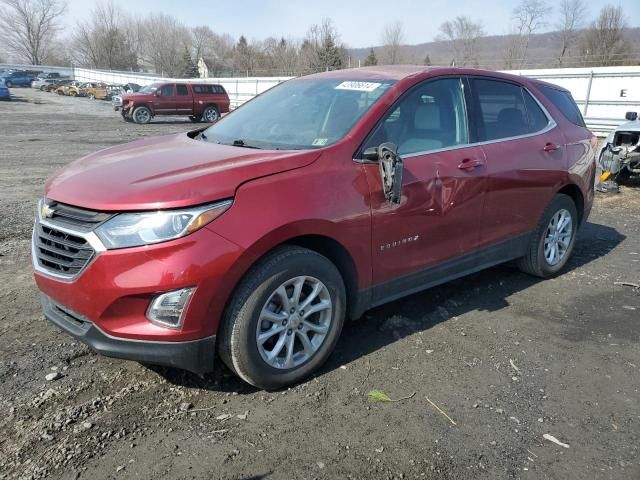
[{"xmin": 597, "ymin": 111, "xmax": 640, "ymax": 192}]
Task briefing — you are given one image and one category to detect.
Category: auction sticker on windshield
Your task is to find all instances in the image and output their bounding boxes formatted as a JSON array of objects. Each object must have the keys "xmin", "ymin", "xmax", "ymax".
[{"xmin": 335, "ymin": 81, "xmax": 381, "ymax": 92}]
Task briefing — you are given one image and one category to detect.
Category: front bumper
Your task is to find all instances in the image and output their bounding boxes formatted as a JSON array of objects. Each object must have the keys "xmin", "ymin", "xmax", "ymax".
[{"xmin": 42, "ymin": 294, "xmax": 216, "ymax": 375}]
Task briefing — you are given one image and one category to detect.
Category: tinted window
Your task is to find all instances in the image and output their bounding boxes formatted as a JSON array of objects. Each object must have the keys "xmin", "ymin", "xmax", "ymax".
[
  {"xmin": 176, "ymin": 84, "xmax": 189, "ymax": 96},
  {"xmin": 363, "ymin": 78, "xmax": 468, "ymax": 156},
  {"xmin": 472, "ymin": 79, "xmax": 530, "ymax": 140},
  {"xmin": 538, "ymin": 85, "xmax": 585, "ymax": 127},
  {"xmin": 160, "ymin": 84, "xmax": 174, "ymax": 96}
]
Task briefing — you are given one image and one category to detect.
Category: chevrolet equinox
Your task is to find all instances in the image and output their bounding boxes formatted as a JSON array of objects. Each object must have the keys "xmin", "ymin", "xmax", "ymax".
[{"xmin": 33, "ymin": 67, "xmax": 596, "ymax": 389}]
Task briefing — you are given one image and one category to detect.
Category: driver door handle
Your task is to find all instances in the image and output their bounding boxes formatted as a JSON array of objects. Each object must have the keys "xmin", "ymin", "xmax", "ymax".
[
  {"xmin": 458, "ymin": 158, "xmax": 485, "ymax": 170},
  {"xmin": 543, "ymin": 142, "xmax": 561, "ymax": 152}
]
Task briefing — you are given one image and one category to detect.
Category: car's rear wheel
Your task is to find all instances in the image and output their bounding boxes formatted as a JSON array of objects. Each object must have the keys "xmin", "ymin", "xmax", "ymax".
[
  {"xmin": 517, "ymin": 193, "xmax": 578, "ymax": 278},
  {"xmin": 132, "ymin": 106, "xmax": 151, "ymax": 124},
  {"xmin": 202, "ymin": 105, "xmax": 219, "ymax": 122},
  {"xmin": 219, "ymin": 246, "xmax": 346, "ymax": 390}
]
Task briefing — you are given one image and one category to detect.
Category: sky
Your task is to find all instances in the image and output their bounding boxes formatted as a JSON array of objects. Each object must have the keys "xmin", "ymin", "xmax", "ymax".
[{"xmin": 65, "ymin": 0, "xmax": 640, "ymax": 49}]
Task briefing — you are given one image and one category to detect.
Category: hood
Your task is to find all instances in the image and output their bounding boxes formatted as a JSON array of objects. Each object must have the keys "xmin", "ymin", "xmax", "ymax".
[
  {"xmin": 45, "ymin": 133, "xmax": 321, "ymax": 211},
  {"xmin": 122, "ymin": 92, "xmax": 150, "ymax": 100},
  {"xmin": 615, "ymin": 120, "xmax": 640, "ymax": 132}
]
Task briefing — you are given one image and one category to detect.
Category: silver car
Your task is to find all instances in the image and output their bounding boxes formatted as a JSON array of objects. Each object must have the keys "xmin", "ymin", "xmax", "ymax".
[{"xmin": 31, "ymin": 78, "xmax": 59, "ymax": 91}]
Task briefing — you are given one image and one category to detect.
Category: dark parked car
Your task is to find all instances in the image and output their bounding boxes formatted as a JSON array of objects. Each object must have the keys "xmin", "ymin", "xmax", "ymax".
[
  {"xmin": 33, "ymin": 67, "xmax": 596, "ymax": 389},
  {"xmin": 1, "ymin": 70, "xmax": 36, "ymax": 87},
  {"xmin": 119, "ymin": 82, "xmax": 230, "ymax": 123}
]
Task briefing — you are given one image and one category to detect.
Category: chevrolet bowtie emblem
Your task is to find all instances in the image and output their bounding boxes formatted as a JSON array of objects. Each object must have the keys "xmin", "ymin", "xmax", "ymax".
[{"xmin": 41, "ymin": 204, "xmax": 55, "ymax": 218}]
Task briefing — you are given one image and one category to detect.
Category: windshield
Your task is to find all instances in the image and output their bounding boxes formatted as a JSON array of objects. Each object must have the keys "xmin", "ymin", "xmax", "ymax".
[
  {"xmin": 139, "ymin": 83, "xmax": 161, "ymax": 93},
  {"xmin": 202, "ymin": 78, "xmax": 395, "ymax": 150}
]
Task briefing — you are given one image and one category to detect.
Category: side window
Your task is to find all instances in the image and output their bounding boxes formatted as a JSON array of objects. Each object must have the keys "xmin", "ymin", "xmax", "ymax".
[
  {"xmin": 176, "ymin": 84, "xmax": 189, "ymax": 96},
  {"xmin": 160, "ymin": 84, "xmax": 174, "ymax": 97},
  {"xmin": 472, "ymin": 78, "xmax": 536, "ymax": 141},
  {"xmin": 538, "ymin": 85, "xmax": 586, "ymax": 127},
  {"xmin": 523, "ymin": 90, "xmax": 550, "ymax": 132},
  {"xmin": 363, "ymin": 78, "xmax": 469, "ymax": 156}
]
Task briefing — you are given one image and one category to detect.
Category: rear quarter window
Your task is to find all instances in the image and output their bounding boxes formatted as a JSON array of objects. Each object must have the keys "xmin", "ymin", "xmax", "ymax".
[
  {"xmin": 538, "ymin": 85, "xmax": 586, "ymax": 127},
  {"xmin": 193, "ymin": 85, "xmax": 226, "ymax": 95}
]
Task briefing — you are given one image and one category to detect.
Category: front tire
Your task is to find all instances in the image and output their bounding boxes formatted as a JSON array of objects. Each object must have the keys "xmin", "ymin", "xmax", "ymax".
[
  {"xmin": 219, "ymin": 246, "xmax": 346, "ymax": 390},
  {"xmin": 517, "ymin": 193, "xmax": 578, "ymax": 278},
  {"xmin": 5, "ymin": 81, "xmax": 12, "ymax": 88},
  {"xmin": 132, "ymin": 106, "xmax": 152, "ymax": 124}
]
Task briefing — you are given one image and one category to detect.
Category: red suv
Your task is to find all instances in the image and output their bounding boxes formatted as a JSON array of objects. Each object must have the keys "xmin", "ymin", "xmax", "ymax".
[
  {"xmin": 33, "ymin": 67, "xmax": 596, "ymax": 389},
  {"xmin": 119, "ymin": 82, "xmax": 230, "ymax": 124}
]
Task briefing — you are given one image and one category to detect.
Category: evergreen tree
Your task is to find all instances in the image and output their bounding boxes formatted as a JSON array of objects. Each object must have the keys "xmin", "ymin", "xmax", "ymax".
[
  {"xmin": 363, "ymin": 48, "xmax": 378, "ymax": 66},
  {"xmin": 180, "ymin": 46, "xmax": 198, "ymax": 78}
]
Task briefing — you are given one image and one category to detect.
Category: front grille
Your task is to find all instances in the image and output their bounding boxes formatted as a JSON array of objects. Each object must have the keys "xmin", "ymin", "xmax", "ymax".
[
  {"xmin": 34, "ymin": 223, "xmax": 95, "ymax": 277},
  {"xmin": 44, "ymin": 201, "xmax": 112, "ymax": 232}
]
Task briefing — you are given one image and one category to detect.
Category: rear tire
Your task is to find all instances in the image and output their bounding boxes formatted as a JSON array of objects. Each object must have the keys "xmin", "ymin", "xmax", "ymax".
[
  {"xmin": 218, "ymin": 246, "xmax": 346, "ymax": 390},
  {"xmin": 517, "ymin": 194, "xmax": 578, "ymax": 278},
  {"xmin": 202, "ymin": 105, "xmax": 219, "ymax": 122}
]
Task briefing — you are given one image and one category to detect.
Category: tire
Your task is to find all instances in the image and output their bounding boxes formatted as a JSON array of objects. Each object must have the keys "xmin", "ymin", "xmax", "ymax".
[
  {"xmin": 5, "ymin": 81, "xmax": 12, "ymax": 88},
  {"xmin": 40, "ymin": 85, "xmax": 46, "ymax": 91},
  {"xmin": 614, "ymin": 167, "xmax": 631, "ymax": 184},
  {"xmin": 189, "ymin": 115, "xmax": 202, "ymax": 122},
  {"xmin": 202, "ymin": 105, "xmax": 219, "ymax": 122},
  {"xmin": 132, "ymin": 106, "xmax": 152, "ymax": 124},
  {"xmin": 517, "ymin": 193, "xmax": 578, "ymax": 278},
  {"xmin": 219, "ymin": 246, "xmax": 346, "ymax": 390}
]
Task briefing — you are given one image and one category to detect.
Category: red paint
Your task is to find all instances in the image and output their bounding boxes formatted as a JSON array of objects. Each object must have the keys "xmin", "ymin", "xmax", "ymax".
[{"xmin": 35, "ymin": 66, "xmax": 595, "ymax": 345}]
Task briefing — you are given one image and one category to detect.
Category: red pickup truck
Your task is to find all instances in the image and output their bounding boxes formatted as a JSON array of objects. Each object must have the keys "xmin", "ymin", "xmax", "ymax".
[{"xmin": 119, "ymin": 82, "xmax": 230, "ymax": 124}]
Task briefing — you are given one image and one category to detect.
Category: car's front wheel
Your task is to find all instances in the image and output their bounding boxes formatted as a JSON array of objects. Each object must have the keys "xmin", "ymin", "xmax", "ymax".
[
  {"xmin": 132, "ymin": 106, "xmax": 152, "ymax": 124},
  {"xmin": 518, "ymin": 193, "xmax": 578, "ymax": 278},
  {"xmin": 219, "ymin": 246, "xmax": 346, "ymax": 390},
  {"xmin": 5, "ymin": 81, "xmax": 12, "ymax": 88}
]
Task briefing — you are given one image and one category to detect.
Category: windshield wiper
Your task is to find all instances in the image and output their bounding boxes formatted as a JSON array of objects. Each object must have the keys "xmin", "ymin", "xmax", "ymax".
[{"xmin": 231, "ymin": 139, "xmax": 261, "ymax": 149}]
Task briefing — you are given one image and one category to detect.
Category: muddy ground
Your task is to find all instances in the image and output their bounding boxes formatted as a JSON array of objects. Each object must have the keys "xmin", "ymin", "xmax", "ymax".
[{"xmin": 0, "ymin": 88, "xmax": 638, "ymax": 480}]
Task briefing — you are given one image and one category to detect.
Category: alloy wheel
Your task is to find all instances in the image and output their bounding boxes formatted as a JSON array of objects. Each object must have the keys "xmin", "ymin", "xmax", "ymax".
[
  {"xmin": 543, "ymin": 209, "xmax": 573, "ymax": 266},
  {"xmin": 256, "ymin": 276, "xmax": 332, "ymax": 370}
]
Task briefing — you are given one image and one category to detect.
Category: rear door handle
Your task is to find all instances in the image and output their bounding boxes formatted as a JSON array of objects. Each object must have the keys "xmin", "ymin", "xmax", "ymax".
[
  {"xmin": 458, "ymin": 158, "xmax": 485, "ymax": 170},
  {"xmin": 543, "ymin": 142, "xmax": 561, "ymax": 152}
]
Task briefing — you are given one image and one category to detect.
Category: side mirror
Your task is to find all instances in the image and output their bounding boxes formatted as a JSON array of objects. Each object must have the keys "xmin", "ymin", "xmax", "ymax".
[
  {"xmin": 155, "ymin": 90, "xmax": 162, "ymax": 97},
  {"xmin": 377, "ymin": 142, "xmax": 403, "ymax": 204},
  {"xmin": 625, "ymin": 111, "xmax": 638, "ymax": 121}
]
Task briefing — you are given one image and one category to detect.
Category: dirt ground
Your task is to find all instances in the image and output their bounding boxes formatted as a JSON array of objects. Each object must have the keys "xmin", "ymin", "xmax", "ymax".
[{"xmin": 0, "ymin": 88, "xmax": 639, "ymax": 480}]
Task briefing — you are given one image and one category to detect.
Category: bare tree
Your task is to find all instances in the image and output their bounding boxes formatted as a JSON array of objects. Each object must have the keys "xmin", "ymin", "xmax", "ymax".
[
  {"xmin": 0, "ymin": 0, "xmax": 66, "ymax": 64},
  {"xmin": 380, "ymin": 21, "xmax": 405, "ymax": 65},
  {"xmin": 139, "ymin": 13, "xmax": 190, "ymax": 76},
  {"xmin": 504, "ymin": 0, "xmax": 550, "ymax": 68},
  {"xmin": 438, "ymin": 16, "xmax": 485, "ymax": 66},
  {"xmin": 191, "ymin": 25, "xmax": 216, "ymax": 62},
  {"xmin": 72, "ymin": 1, "xmax": 138, "ymax": 70},
  {"xmin": 581, "ymin": 5, "xmax": 628, "ymax": 66},
  {"xmin": 555, "ymin": 0, "xmax": 588, "ymax": 65}
]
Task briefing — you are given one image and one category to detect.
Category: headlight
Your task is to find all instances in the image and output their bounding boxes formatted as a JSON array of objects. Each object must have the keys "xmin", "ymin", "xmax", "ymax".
[{"xmin": 95, "ymin": 200, "xmax": 232, "ymax": 249}]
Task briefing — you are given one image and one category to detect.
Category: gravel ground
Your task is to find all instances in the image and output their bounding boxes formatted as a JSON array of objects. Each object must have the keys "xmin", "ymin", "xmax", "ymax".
[{"xmin": 0, "ymin": 88, "xmax": 639, "ymax": 480}]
